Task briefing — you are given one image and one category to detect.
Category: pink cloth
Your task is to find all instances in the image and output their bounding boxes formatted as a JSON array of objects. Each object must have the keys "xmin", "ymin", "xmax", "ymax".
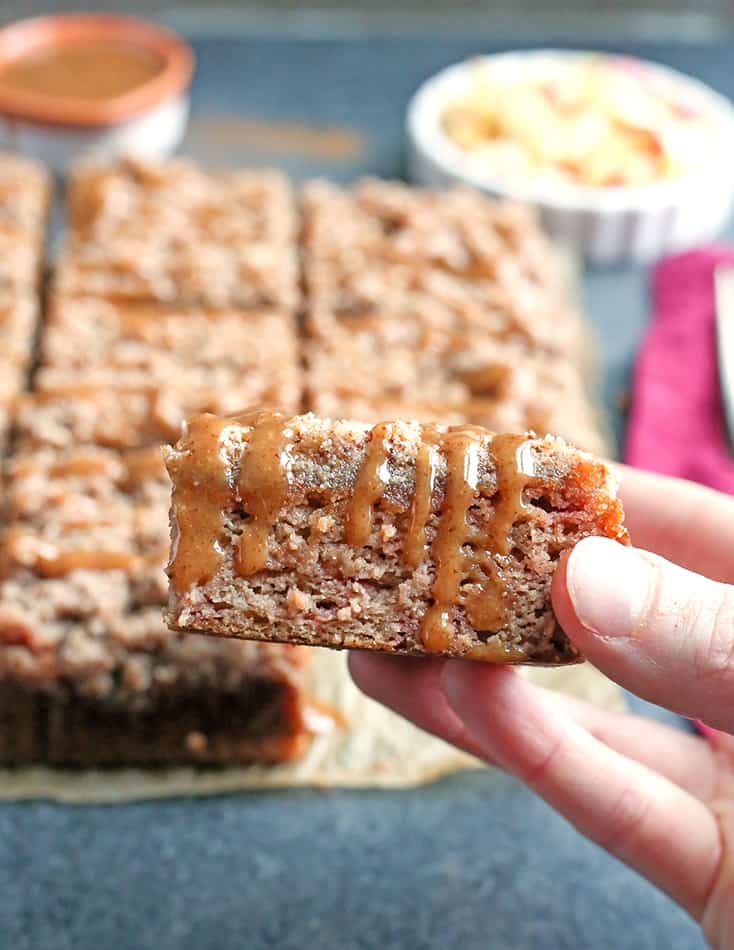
[
  {"xmin": 626, "ymin": 248, "xmax": 734, "ymax": 740},
  {"xmin": 625, "ymin": 247, "xmax": 734, "ymax": 491}
]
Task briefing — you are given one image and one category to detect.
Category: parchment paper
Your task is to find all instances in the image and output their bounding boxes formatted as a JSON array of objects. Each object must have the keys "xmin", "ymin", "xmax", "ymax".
[{"xmin": 0, "ymin": 650, "xmax": 623, "ymax": 803}]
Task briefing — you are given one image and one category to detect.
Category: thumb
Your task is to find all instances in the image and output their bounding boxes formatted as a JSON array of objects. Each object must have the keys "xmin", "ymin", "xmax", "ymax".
[{"xmin": 552, "ymin": 536, "xmax": 734, "ymax": 733}]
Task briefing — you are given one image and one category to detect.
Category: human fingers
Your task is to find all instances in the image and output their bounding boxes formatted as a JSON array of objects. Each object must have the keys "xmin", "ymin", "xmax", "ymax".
[
  {"xmin": 614, "ymin": 465, "xmax": 734, "ymax": 584},
  {"xmin": 552, "ymin": 537, "xmax": 734, "ymax": 733},
  {"xmin": 442, "ymin": 660, "xmax": 722, "ymax": 919},
  {"xmin": 540, "ymin": 690, "xmax": 718, "ymax": 801},
  {"xmin": 347, "ymin": 652, "xmax": 489, "ymax": 760},
  {"xmin": 349, "ymin": 651, "xmax": 718, "ymax": 800}
]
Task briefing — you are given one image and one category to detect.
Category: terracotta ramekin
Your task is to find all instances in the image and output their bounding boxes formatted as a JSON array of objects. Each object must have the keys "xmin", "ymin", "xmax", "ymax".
[{"xmin": 0, "ymin": 14, "xmax": 194, "ymax": 171}]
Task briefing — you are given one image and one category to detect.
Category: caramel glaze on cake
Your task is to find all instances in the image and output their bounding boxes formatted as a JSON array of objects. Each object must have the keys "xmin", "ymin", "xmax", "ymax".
[{"xmin": 165, "ymin": 410, "xmax": 628, "ymax": 665}]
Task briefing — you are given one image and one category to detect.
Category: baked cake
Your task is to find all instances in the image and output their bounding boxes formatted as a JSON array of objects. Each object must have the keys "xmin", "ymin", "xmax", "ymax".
[
  {"xmin": 165, "ymin": 411, "xmax": 628, "ymax": 665},
  {"xmin": 56, "ymin": 158, "xmax": 298, "ymax": 309}
]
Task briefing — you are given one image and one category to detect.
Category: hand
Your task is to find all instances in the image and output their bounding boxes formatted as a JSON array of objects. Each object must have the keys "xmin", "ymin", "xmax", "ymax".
[{"xmin": 349, "ymin": 465, "xmax": 734, "ymax": 949}]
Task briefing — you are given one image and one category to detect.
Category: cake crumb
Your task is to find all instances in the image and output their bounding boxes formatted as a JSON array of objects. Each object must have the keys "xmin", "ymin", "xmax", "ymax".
[
  {"xmin": 185, "ymin": 730, "xmax": 208, "ymax": 754},
  {"xmin": 314, "ymin": 514, "xmax": 335, "ymax": 534},
  {"xmin": 287, "ymin": 587, "xmax": 312, "ymax": 612}
]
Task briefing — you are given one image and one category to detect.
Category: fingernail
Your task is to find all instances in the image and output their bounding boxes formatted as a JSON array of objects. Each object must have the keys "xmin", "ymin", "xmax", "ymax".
[{"xmin": 566, "ymin": 537, "xmax": 651, "ymax": 638}]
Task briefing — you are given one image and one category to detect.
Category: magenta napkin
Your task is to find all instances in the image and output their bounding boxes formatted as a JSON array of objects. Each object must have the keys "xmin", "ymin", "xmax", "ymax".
[
  {"xmin": 625, "ymin": 248, "xmax": 734, "ymax": 492},
  {"xmin": 626, "ymin": 248, "xmax": 734, "ymax": 740}
]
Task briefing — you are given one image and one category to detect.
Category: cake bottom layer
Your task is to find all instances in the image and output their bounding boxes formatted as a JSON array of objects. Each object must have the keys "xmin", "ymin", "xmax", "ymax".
[{"xmin": 0, "ymin": 678, "xmax": 310, "ymax": 766}]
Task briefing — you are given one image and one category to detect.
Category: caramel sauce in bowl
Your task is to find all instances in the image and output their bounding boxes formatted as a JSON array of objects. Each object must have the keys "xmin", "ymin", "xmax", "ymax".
[
  {"xmin": 0, "ymin": 41, "xmax": 164, "ymax": 102},
  {"xmin": 0, "ymin": 14, "xmax": 194, "ymax": 169}
]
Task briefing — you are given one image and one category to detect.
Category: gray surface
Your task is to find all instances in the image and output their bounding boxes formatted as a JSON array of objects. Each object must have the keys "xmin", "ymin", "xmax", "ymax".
[
  {"xmin": 0, "ymin": 773, "xmax": 704, "ymax": 950},
  {"xmin": 1, "ymin": 28, "xmax": 728, "ymax": 950}
]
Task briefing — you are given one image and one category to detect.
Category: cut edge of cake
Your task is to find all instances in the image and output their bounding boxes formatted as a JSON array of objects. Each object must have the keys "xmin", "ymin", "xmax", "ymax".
[{"xmin": 165, "ymin": 411, "xmax": 628, "ymax": 667}]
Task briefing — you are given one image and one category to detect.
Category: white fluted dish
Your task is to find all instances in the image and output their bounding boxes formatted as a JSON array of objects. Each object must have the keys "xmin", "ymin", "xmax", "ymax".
[{"xmin": 406, "ymin": 50, "xmax": 734, "ymax": 264}]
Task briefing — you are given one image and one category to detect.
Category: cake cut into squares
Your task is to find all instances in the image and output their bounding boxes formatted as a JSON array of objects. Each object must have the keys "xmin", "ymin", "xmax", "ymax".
[
  {"xmin": 0, "ymin": 156, "xmax": 314, "ymax": 767},
  {"xmin": 57, "ymin": 158, "xmax": 299, "ymax": 310},
  {"xmin": 304, "ymin": 178, "xmax": 558, "ymax": 287},
  {"xmin": 25, "ymin": 299, "xmax": 302, "ymax": 452},
  {"xmin": 41, "ymin": 299, "xmax": 299, "ymax": 389},
  {"xmin": 35, "ymin": 355, "xmax": 300, "ymax": 409},
  {"xmin": 67, "ymin": 158, "xmax": 294, "ymax": 248},
  {"xmin": 165, "ymin": 411, "xmax": 628, "ymax": 666},
  {"xmin": 0, "ymin": 443, "xmax": 313, "ymax": 765},
  {"xmin": 0, "ymin": 450, "xmax": 311, "ymax": 766},
  {"xmin": 302, "ymin": 177, "xmax": 600, "ymax": 453},
  {"xmin": 0, "ymin": 564, "xmax": 308, "ymax": 709},
  {"xmin": 5, "ymin": 447, "xmax": 169, "ymax": 528},
  {"xmin": 302, "ymin": 178, "xmax": 580, "ymax": 356}
]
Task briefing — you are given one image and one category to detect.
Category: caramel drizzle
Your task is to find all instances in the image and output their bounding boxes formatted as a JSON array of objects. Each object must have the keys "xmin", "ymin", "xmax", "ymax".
[
  {"xmin": 404, "ymin": 437, "xmax": 438, "ymax": 568},
  {"xmin": 34, "ymin": 548, "xmax": 133, "ymax": 577},
  {"xmin": 3, "ymin": 532, "xmax": 168, "ymax": 579},
  {"xmin": 34, "ymin": 549, "xmax": 165, "ymax": 578},
  {"xmin": 235, "ymin": 410, "xmax": 293, "ymax": 576},
  {"xmin": 420, "ymin": 426, "xmax": 484, "ymax": 654},
  {"xmin": 463, "ymin": 566, "xmax": 510, "ymax": 643},
  {"xmin": 462, "ymin": 434, "xmax": 536, "ymax": 659},
  {"xmin": 47, "ymin": 455, "xmax": 114, "ymax": 478},
  {"xmin": 344, "ymin": 422, "xmax": 392, "ymax": 547},
  {"xmin": 419, "ymin": 430, "xmax": 536, "ymax": 657},
  {"xmin": 167, "ymin": 413, "xmax": 231, "ymax": 594},
  {"xmin": 487, "ymin": 433, "xmax": 537, "ymax": 556},
  {"xmin": 11, "ymin": 454, "xmax": 116, "ymax": 480}
]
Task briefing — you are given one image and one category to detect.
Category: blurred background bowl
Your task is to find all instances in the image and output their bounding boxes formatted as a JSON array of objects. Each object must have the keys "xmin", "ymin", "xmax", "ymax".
[
  {"xmin": 0, "ymin": 13, "xmax": 194, "ymax": 173},
  {"xmin": 406, "ymin": 49, "xmax": 734, "ymax": 264}
]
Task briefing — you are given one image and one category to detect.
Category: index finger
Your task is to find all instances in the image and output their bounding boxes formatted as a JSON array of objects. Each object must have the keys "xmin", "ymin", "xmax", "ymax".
[
  {"xmin": 615, "ymin": 465, "xmax": 734, "ymax": 584},
  {"xmin": 348, "ymin": 651, "xmax": 718, "ymax": 800}
]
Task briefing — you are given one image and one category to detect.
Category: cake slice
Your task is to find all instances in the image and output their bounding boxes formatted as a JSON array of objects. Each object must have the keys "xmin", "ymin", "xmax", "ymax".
[{"xmin": 165, "ymin": 411, "xmax": 628, "ymax": 665}]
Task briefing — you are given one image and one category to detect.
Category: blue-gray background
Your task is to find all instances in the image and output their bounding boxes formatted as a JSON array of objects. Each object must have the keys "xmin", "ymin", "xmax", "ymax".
[{"xmin": 2, "ymin": 16, "xmax": 731, "ymax": 950}]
